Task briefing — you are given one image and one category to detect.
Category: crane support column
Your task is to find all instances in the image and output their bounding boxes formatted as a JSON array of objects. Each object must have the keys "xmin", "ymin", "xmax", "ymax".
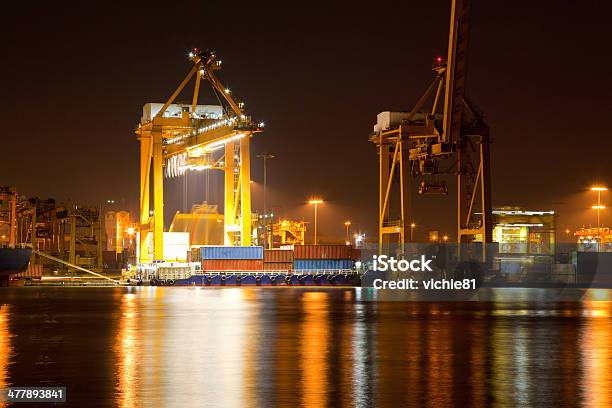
[
  {"xmin": 240, "ymin": 137, "xmax": 252, "ymax": 245},
  {"xmin": 224, "ymin": 141, "xmax": 236, "ymax": 245},
  {"xmin": 152, "ymin": 130, "xmax": 164, "ymax": 261},
  {"xmin": 400, "ymin": 142, "xmax": 411, "ymax": 250},
  {"xmin": 139, "ymin": 134, "xmax": 151, "ymax": 225},
  {"xmin": 378, "ymin": 144, "xmax": 390, "ymax": 253},
  {"xmin": 138, "ymin": 133, "xmax": 152, "ymax": 263},
  {"xmin": 8, "ymin": 188, "xmax": 16, "ymax": 245},
  {"xmin": 480, "ymin": 136, "xmax": 493, "ymax": 243},
  {"xmin": 377, "ymin": 137, "xmax": 409, "ymax": 256}
]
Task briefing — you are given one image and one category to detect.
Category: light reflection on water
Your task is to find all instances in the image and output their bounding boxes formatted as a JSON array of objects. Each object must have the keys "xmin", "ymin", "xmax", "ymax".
[
  {"xmin": 301, "ymin": 291, "xmax": 329, "ymax": 408},
  {"xmin": 0, "ymin": 305, "xmax": 10, "ymax": 408},
  {"xmin": 115, "ymin": 293, "xmax": 138, "ymax": 408},
  {"xmin": 1, "ymin": 288, "xmax": 612, "ymax": 407}
]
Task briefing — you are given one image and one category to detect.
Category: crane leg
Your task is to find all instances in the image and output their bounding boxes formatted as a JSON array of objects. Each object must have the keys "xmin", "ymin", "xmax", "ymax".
[{"xmin": 240, "ymin": 137, "xmax": 252, "ymax": 246}]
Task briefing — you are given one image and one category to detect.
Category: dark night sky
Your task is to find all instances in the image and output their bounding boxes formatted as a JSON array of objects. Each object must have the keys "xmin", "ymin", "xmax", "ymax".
[{"xmin": 1, "ymin": 0, "xmax": 610, "ymax": 243}]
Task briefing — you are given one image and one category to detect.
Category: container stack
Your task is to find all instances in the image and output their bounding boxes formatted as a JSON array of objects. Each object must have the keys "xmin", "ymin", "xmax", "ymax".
[
  {"xmin": 263, "ymin": 249, "xmax": 294, "ymax": 272},
  {"xmin": 293, "ymin": 245, "xmax": 354, "ymax": 272},
  {"xmin": 200, "ymin": 246, "xmax": 264, "ymax": 272}
]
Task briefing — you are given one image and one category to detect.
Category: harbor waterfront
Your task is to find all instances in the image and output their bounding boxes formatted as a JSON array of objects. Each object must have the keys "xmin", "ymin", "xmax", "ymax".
[
  {"xmin": 2, "ymin": 287, "xmax": 612, "ymax": 407},
  {"xmin": 1, "ymin": 0, "xmax": 611, "ymax": 405}
]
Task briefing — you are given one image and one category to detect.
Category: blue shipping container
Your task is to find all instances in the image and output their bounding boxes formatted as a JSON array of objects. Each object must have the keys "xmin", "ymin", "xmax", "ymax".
[
  {"xmin": 200, "ymin": 246, "xmax": 264, "ymax": 260},
  {"xmin": 294, "ymin": 259, "xmax": 353, "ymax": 271}
]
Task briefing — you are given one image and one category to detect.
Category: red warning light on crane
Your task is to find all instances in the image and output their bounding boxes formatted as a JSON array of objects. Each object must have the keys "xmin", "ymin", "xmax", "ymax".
[{"xmin": 432, "ymin": 56, "xmax": 446, "ymax": 69}]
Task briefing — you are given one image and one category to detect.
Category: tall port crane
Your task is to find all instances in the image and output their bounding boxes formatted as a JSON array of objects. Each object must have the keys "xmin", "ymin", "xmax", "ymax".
[
  {"xmin": 137, "ymin": 49, "xmax": 263, "ymax": 262},
  {"xmin": 370, "ymin": 0, "xmax": 492, "ymax": 257}
]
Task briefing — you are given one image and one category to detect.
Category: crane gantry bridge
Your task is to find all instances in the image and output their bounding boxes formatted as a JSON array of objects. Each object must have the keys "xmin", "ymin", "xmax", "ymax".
[{"xmin": 137, "ymin": 49, "xmax": 263, "ymax": 262}]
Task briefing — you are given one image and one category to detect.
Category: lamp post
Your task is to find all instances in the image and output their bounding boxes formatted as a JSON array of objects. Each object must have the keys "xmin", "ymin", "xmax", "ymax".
[
  {"xmin": 410, "ymin": 222, "xmax": 416, "ymax": 241},
  {"xmin": 257, "ymin": 153, "xmax": 275, "ymax": 248},
  {"xmin": 308, "ymin": 199, "xmax": 323, "ymax": 245},
  {"xmin": 344, "ymin": 221, "xmax": 351, "ymax": 245},
  {"xmin": 591, "ymin": 186, "xmax": 608, "ymax": 248}
]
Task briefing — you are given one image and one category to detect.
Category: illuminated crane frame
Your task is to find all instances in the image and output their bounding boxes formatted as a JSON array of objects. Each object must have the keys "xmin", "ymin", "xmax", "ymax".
[
  {"xmin": 372, "ymin": 0, "xmax": 492, "ymax": 259},
  {"xmin": 136, "ymin": 49, "xmax": 261, "ymax": 262}
]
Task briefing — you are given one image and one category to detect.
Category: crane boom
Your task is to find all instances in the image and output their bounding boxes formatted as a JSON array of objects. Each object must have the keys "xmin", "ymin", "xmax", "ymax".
[{"xmin": 442, "ymin": 0, "xmax": 471, "ymax": 144}]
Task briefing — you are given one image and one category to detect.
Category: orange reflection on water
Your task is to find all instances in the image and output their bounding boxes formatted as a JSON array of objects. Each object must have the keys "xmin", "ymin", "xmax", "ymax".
[
  {"xmin": 0, "ymin": 305, "xmax": 10, "ymax": 408},
  {"xmin": 491, "ymin": 317, "xmax": 514, "ymax": 407},
  {"xmin": 300, "ymin": 291, "xmax": 329, "ymax": 408},
  {"xmin": 425, "ymin": 309, "xmax": 452, "ymax": 408},
  {"xmin": 581, "ymin": 301, "xmax": 612, "ymax": 408},
  {"xmin": 114, "ymin": 293, "xmax": 140, "ymax": 408},
  {"xmin": 469, "ymin": 319, "xmax": 487, "ymax": 408},
  {"xmin": 243, "ymin": 290, "xmax": 259, "ymax": 408}
]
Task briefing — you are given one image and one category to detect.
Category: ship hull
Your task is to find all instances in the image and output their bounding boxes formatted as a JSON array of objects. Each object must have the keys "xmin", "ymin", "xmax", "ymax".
[
  {"xmin": 141, "ymin": 272, "xmax": 361, "ymax": 287},
  {"xmin": 0, "ymin": 247, "xmax": 33, "ymax": 287}
]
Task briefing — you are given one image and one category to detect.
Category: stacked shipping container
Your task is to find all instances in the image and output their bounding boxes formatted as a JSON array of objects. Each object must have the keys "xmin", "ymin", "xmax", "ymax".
[
  {"xmin": 263, "ymin": 249, "xmax": 293, "ymax": 272},
  {"xmin": 188, "ymin": 245, "xmax": 358, "ymax": 273},
  {"xmin": 203, "ymin": 259, "xmax": 263, "ymax": 271},
  {"xmin": 293, "ymin": 245, "xmax": 355, "ymax": 271},
  {"xmin": 294, "ymin": 259, "xmax": 353, "ymax": 270},
  {"xmin": 199, "ymin": 246, "xmax": 264, "ymax": 272},
  {"xmin": 294, "ymin": 245, "xmax": 352, "ymax": 259}
]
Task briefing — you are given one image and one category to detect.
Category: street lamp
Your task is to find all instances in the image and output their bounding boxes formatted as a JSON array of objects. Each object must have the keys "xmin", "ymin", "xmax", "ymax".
[
  {"xmin": 257, "ymin": 153, "xmax": 275, "ymax": 248},
  {"xmin": 410, "ymin": 222, "xmax": 416, "ymax": 241},
  {"xmin": 308, "ymin": 198, "xmax": 323, "ymax": 245},
  {"xmin": 590, "ymin": 186, "xmax": 608, "ymax": 247},
  {"xmin": 344, "ymin": 221, "xmax": 351, "ymax": 245}
]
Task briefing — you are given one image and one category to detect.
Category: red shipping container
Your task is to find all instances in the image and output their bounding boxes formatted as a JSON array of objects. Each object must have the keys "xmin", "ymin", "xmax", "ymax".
[
  {"xmin": 264, "ymin": 249, "xmax": 294, "ymax": 263},
  {"xmin": 294, "ymin": 245, "xmax": 353, "ymax": 260},
  {"xmin": 202, "ymin": 259, "xmax": 263, "ymax": 271},
  {"xmin": 351, "ymin": 248, "xmax": 362, "ymax": 261},
  {"xmin": 263, "ymin": 262, "xmax": 293, "ymax": 272}
]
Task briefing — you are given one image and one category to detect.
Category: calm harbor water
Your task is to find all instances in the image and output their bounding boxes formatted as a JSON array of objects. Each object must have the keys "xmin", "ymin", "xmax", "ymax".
[{"xmin": 1, "ymin": 287, "xmax": 612, "ymax": 407}]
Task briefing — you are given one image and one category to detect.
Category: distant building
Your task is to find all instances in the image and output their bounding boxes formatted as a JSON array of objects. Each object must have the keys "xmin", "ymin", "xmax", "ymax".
[
  {"xmin": 574, "ymin": 227, "xmax": 611, "ymax": 252},
  {"xmin": 482, "ymin": 207, "xmax": 557, "ymax": 280},
  {"xmin": 104, "ymin": 211, "xmax": 131, "ymax": 253},
  {"xmin": 492, "ymin": 207, "xmax": 556, "ymax": 255}
]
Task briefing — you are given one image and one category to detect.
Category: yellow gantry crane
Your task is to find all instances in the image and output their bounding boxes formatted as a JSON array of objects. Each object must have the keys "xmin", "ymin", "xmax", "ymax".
[
  {"xmin": 136, "ymin": 49, "xmax": 263, "ymax": 262},
  {"xmin": 370, "ymin": 0, "xmax": 492, "ymax": 258}
]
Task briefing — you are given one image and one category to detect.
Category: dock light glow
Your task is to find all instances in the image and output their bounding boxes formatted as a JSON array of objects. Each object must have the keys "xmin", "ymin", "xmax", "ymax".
[{"xmin": 308, "ymin": 198, "xmax": 324, "ymax": 244}]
